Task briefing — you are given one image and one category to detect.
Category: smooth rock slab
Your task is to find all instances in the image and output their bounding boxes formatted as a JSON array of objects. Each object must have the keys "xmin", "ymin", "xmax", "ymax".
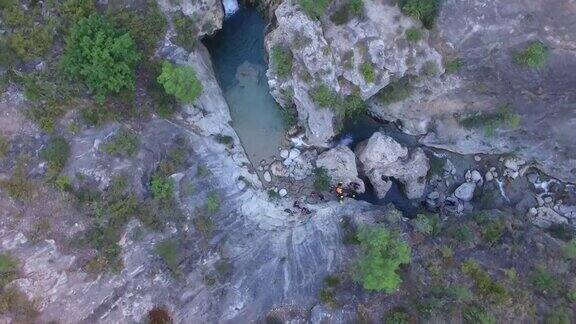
[
  {"xmin": 454, "ymin": 182, "xmax": 476, "ymax": 202},
  {"xmin": 316, "ymin": 146, "xmax": 365, "ymax": 193}
]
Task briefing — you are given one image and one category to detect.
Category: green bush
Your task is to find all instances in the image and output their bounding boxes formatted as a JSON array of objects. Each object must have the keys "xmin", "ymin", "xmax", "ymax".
[
  {"xmin": 8, "ymin": 27, "xmax": 53, "ymax": 60},
  {"xmin": 215, "ymin": 134, "xmax": 234, "ymax": 145},
  {"xmin": 444, "ymin": 57, "xmax": 463, "ymax": 74},
  {"xmin": 108, "ymin": 0, "xmax": 167, "ymax": 55},
  {"xmin": 461, "ymin": 260, "xmax": 510, "ymax": 304},
  {"xmin": 150, "ymin": 174, "xmax": 174, "ymax": 203},
  {"xmin": 0, "ymin": 136, "xmax": 8, "ymax": 158},
  {"xmin": 330, "ymin": 0, "xmax": 364, "ymax": 25},
  {"xmin": 309, "ymin": 85, "xmax": 338, "ymax": 107},
  {"xmin": 547, "ymin": 223, "xmax": 575, "ymax": 241},
  {"xmin": 353, "ymin": 226, "xmax": 411, "ymax": 292},
  {"xmin": 530, "ymin": 265, "xmax": 558, "ymax": 296},
  {"xmin": 405, "ymin": 28, "xmax": 423, "ymax": 42},
  {"xmin": 298, "ymin": 0, "xmax": 330, "ymax": 19},
  {"xmin": 427, "ymin": 155, "xmax": 445, "ymax": 178},
  {"xmin": 318, "ymin": 287, "xmax": 337, "ymax": 307},
  {"xmin": 398, "ymin": 0, "xmax": 440, "ymax": 29},
  {"xmin": 324, "ymin": 275, "xmax": 340, "ymax": 287},
  {"xmin": 157, "ymin": 61, "xmax": 203, "ymax": 103},
  {"xmin": 101, "ymin": 129, "xmax": 140, "ymax": 157},
  {"xmin": 59, "ymin": 0, "xmax": 96, "ymax": 26},
  {"xmin": 411, "ymin": 214, "xmax": 433, "ymax": 235},
  {"xmin": 567, "ymin": 289, "xmax": 576, "ymax": 303},
  {"xmin": 360, "ymin": 62, "xmax": 375, "ymax": 83},
  {"xmin": 206, "ymin": 191, "xmax": 220, "ymax": 214},
  {"xmin": 462, "ymin": 305, "xmax": 496, "ymax": 324},
  {"xmin": 3, "ymin": 5, "xmax": 30, "ymax": 28},
  {"xmin": 460, "ymin": 104, "xmax": 521, "ymax": 137},
  {"xmin": 545, "ymin": 307, "xmax": 572, "ymax": 324},
  {"xmin": 80, "ymin": 105, "xmax": 111, "ymax": 126},
  {"xmin": 563, "ymin": 239, "xmax": 576, "ymax": 260},
  {"xmin": 515, "ymin": 41, "xmax": 549, "ymax": 68},
  {"xmin": 0, "ymin": 0, "xmax": 15, "ymax": 9},
  {"xmin": 80, "ymin": 176, "xmax": 142, "ymax": 273},
  {"xmin": 40, "ymin": 136, "xmax": 70, "ymax": 175},
  {"xmin": 482, "ymin": 219, "xmax": 505, "ymax": 246},
  {"xmin": 0, "ymin": 287, "xmax": 38, "ymax": 322},
  {"xmin": 0, "ymin": 36, "xmax": 19, "ymax": 73},
  {"xmin": 271, "ymin": 45, "xmax": 293, "ymax": 78},
  {"xmin": 421, "ymin": 60, "xmax": 439, "ymax": 76},
  {"xmin": 339, "ymin": 94, "xmax": 367, "ymax": 119},
  {"xmin": 155, "ymin": 239, "xmax": 180, "ymax": 274},
  {"xmin": 0, "ymin": 253, "xmax": 18, "ymax": 288},
  {"xmin": 193, "ymin": 214, "xmax": 214, "ymax": 235},
  {"xmin": 280, "ymin": 106, "xmax": 298, "ymax": 128},
  {"xmin": 313, "ymin": 167, "xmax": 331, "ymax": 192},
  {"xmin": 61, "ymin": 14, "xmax": 140, "ymax": 103},
  {"xmin": 171, "ymin": 12, "xmax": 197, "ymax": 51},
  {"xmin": 383, "ymin": 309, "xmax": 410, "ymax": 324},
  {"xmin": 55, "ymin": 176, "xmax": 73, "ymax": 192},
  {"xmin": 25, "ymin": 101, "xmax": 68, "ymax": 133},
  {"xmin": 1, "ymin": 163, "xmax": 32, "ymax": 200},
  {"xmin": 377, "ymin": 77, "xmax": 412, "ymax": 105},
  {"xmin": 450, "ymin": 224, "xmax": 474, "ymax": 244},
  {"xmin": 156, "ymin": 139, "xmax": 189, "ymax": 176}
]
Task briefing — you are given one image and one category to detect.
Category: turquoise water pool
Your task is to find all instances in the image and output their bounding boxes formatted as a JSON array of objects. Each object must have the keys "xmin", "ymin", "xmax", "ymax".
[{"xmin": 203, "ymin": 8, "xmax": 285, "ymax": 165}]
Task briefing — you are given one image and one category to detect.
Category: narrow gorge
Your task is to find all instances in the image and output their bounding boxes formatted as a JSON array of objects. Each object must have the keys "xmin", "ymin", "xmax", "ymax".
[{"xmin": 0, "ymin": 0, "xmax": 575, "ymax": 323}]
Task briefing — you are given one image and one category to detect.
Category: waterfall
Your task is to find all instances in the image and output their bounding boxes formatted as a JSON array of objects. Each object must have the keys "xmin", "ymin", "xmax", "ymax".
[
  {"xmin": 222, "ymin": 0, "xmax": 239, "ymax": 17},
  {"xmin": 331, "ymin": 134, "xmax": 354, "ymax": 148},
  {"xmin": 496, "ymin": 179, "xmax": 511, "ymax": 203}
]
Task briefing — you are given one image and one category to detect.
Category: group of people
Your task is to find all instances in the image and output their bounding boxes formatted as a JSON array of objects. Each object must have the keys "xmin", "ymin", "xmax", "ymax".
[
  {"xmin": 284, "ymin": 181, "xmax": 361, "ymax": 218},
  {"xmin": 334, "ymin": 182, "xmax": 361, "ymax": 203}
]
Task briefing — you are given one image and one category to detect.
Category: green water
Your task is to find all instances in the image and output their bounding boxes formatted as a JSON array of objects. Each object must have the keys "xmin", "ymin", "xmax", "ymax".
[{"xmin": 203, "ymin": 8, "xmax": 285, "ymax": 165}]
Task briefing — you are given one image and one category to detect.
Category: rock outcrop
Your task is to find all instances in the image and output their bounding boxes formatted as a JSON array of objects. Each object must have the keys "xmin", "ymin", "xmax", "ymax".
[
  {"xmin": 0, "ymin": 30, "xmax": 387, "ymax": 323},
  {"xmin": 356, "ymin": 132, "xmax": 429, "ymax": 199},
  {"xmin": 265, "ymin": 0, "xmax": 443, "ymax": 147},
  {"xmin": 157, "ymin": 0, "xmax": 223, "ymax": 37},
  {"xmin": 365, "ymin": 0, "xmax": 576, "ymax": 183},
  {"xmin": 316, "ymin": 146, "xmax": 365, "ymax": 193}
]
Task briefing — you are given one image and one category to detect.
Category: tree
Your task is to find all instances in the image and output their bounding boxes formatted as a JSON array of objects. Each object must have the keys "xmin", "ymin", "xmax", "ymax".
[
  {"xmin": 61, "ymin": 14, "xmax": 140, "ymax": 104},
  {"xmin": 157, "ymin": 61, "xmax": 203, "ymax": 103},
  {"xmin": 353, "ymin": 226, "xmax": 411, "ymax": 292}
]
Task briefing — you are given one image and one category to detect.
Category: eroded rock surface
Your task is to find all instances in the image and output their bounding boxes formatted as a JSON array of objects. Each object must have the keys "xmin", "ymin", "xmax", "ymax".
[
  {"xmin": 371, "ymin": 0, "xmax": 576, "ymax": 183},
  {"xmin": 356, "ymin": 132, "xmax": 429, "ymax": 199},
  {"xmin": 265, "ymin": 0, "xmax": 443, "ymax": 146},
  {"xmin": 316, "ymin": 146, "xmax": 365, "ymax": 193}
]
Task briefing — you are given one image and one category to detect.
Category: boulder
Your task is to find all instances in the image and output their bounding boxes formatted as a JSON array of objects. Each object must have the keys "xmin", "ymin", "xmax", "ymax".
[
  {"xmin": 316, "ymin": 146, "xmax": 365, "ymax": 193},
  {"xmin": 356, "ymin": 132, "xmax": 429, "ymax": 199},
  {"xmin": 530, "ymin": 207, "xmax": 569, "ymax": 228},
  {"xmin": 454, "ymin": 182, "xmax": 476, "ymax": 202}
]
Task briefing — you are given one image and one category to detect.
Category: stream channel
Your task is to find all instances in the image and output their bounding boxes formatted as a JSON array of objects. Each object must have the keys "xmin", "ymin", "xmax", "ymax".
[{"xmin": 203, "ymin": 6, "xmax": 427, "ymax": 216}]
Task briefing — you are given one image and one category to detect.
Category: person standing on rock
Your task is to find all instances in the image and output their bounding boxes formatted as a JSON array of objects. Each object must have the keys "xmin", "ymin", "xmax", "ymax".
[
  {"xmin": 347, "ymin": 182, "xmax": 359, "ymax": 199},
  {"xmin": 335, "ymin": 183, "xmax": 345, "ymax": 204}
]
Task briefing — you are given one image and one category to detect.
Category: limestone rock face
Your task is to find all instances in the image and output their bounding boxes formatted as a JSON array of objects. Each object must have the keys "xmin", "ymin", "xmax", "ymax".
[
  {"xmin": 363, "ymin": 0, "xmax": 576, "ymax": 183},
  {"xmin": 156, "ymin": 0, "xmax": 223, "ymax": 37},
  {"xmin": 265, "ymin": 0, "xmax": 338, "ymax": 146},
  {"xmin": 0, "ymin": 39, "xmax": 390, "ymax": 323},
  {"xmin": 356, "ymin": 132, "xmax": 429, "ymax": 199},
  {"xmin": 265, "ymin": 0, "xmax": 443, "ymax": 147},
  {"xmin": 316, "ymin": 146, "xmax": 365, "ymax": 193}
]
